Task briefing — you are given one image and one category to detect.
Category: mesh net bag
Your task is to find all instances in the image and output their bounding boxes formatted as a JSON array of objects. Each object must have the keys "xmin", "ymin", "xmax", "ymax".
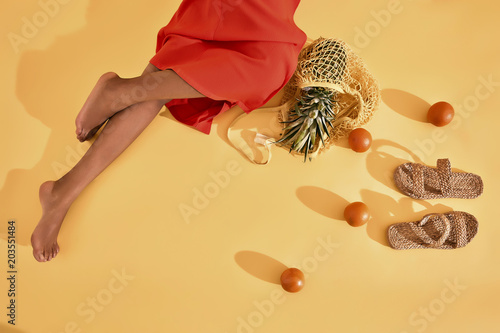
[{"xmin": 276, "ymin": 37, "xmax": 381, "ymax": 159}]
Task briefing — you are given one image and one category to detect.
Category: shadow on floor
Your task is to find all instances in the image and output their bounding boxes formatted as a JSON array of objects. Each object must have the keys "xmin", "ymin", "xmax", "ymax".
[
  {"xmin": 2, "ymin": 0, "xmax": 167, "ymax": 247},
  {"xmin": 365, "ymin": 139, "xmax": 424, "ymax": 192},
  {"xmin": 296, "ymin": 186, "xmax": 349, "ymax": 221},
  {"xmin": 381, "ymin": 88, "xmax": 431, "ymax": 122},
  {"xmin": 234, "ymin": 251, "xmax": 288, "ymax": 285}
]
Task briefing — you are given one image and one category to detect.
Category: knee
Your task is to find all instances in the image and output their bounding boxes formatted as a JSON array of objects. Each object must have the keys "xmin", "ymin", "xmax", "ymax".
[
  {"xmin": 144, "ymin": 99, "xmax": 170, "ymax": 114},
  {"xmin": 142, "ymin": 63, "xmax": 161, "ymax": 75}
]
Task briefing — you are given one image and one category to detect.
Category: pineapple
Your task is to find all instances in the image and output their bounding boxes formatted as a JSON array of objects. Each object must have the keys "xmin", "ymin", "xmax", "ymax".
[{"xmin": 275, "ymin": 87, "xmax": 337, "ymax": 162}]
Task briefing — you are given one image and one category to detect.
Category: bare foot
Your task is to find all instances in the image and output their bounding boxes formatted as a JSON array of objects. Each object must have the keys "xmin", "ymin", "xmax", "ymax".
[
  {"xmin": 75, "ymin": 72, "xmax": 124, "ymax": 142},
  {"xmin": 31, "ymin": 181, "xmax": 72, "ymax": 262}
]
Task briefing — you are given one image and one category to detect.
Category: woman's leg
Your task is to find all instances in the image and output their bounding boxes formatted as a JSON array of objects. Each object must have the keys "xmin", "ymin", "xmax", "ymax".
[
  {"xmin": 31, "ymin": 65, "xmax": 204, "ymax": 262},
  {"xmin": 75, "ymin": 66, "xmax": 205, "ymax": 141}
]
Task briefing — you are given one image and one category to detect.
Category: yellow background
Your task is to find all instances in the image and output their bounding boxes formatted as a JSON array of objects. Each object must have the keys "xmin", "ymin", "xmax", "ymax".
[{"xmin": 1, "ymin": 0, "xmax": 499, "ymax": 332}]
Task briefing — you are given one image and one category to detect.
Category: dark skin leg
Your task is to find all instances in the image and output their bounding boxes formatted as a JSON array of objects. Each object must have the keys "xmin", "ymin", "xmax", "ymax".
[
  {"xmin": 31, "ymin": 64, "xmax": 205, "ymax": 262},
  {"xmin": 75, "ymin": 67, "xmax": 204, "ymax": 141}
]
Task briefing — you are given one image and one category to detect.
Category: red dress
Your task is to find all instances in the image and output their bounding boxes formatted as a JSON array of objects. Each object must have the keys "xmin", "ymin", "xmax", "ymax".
[{"xmin": 149, "ymin": 0, "xmax": 307, "ymax": 134}]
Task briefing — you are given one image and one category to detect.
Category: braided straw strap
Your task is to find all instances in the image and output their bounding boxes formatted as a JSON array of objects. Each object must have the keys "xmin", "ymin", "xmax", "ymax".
[
  {"xmin": 393, "ymin": 158, "xmax": 484, "ymax": 199},
  {"xmin": 436, "ymin": 159, "xmax": 453, "ymax": 197},
  {"xmin": 410, "ymin": 214, "xmax": 451, "ymax": 248},
  {"xmin": 387, "ymin": 212, "xmax": 478, "ymax": 250}
]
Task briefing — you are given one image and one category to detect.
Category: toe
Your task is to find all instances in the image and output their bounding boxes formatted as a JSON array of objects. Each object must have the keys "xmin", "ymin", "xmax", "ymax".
[
  {"xmin": 42, "ymin": 249, "xmax": 48, "ymax": 262},
  {"xmin": 33, "ymin": 247, "xmax": 44, "ymax": 262},
  {"xmin": 50, "ymin": 246, "xmax": 56, "ymax": 260},
  {"xmin": 51, "ymin": 247, "xmax": 57, "ymax": 260}
]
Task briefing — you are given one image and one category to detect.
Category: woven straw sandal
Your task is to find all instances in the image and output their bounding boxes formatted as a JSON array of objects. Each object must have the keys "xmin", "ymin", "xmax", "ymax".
[
  {"xmin": 387, "ymin": 212, "xmax": 478, "ymax": 250},
  {"xmin": 393, "ymin": 158, "xmax": 483, "ymax": 199}
]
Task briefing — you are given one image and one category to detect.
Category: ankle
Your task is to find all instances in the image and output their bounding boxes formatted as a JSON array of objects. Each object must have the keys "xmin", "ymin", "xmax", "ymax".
[
  {"xmin": 110, "ymin": 78, "xmax": 135, "ymax": 111},
  {"xmin": 44, "ymin": 179, "xmax": 77, "ymax": 209}
]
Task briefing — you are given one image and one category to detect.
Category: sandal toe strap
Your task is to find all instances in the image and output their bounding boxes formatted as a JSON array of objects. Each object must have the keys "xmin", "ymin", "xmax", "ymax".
[
  {"xmin": 411, "ymin": 213, "xmax": 451, "ymax": 248},
  {"xmin": 411, "ymin": 163, "xmax": 426, "ymax": 198},
  {"xmin": 453, "ymin": 213, "xmax": 470, "ymax": 248},
  {"xmin": 437, "ymin": 158, "xmax": 453, "ymax": 197}
]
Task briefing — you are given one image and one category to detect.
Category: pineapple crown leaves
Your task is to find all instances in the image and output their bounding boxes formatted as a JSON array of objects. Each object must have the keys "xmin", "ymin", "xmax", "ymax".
[{"xmin": 274, "ymin": 87, "xmax": 337, "ymax": 162}]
